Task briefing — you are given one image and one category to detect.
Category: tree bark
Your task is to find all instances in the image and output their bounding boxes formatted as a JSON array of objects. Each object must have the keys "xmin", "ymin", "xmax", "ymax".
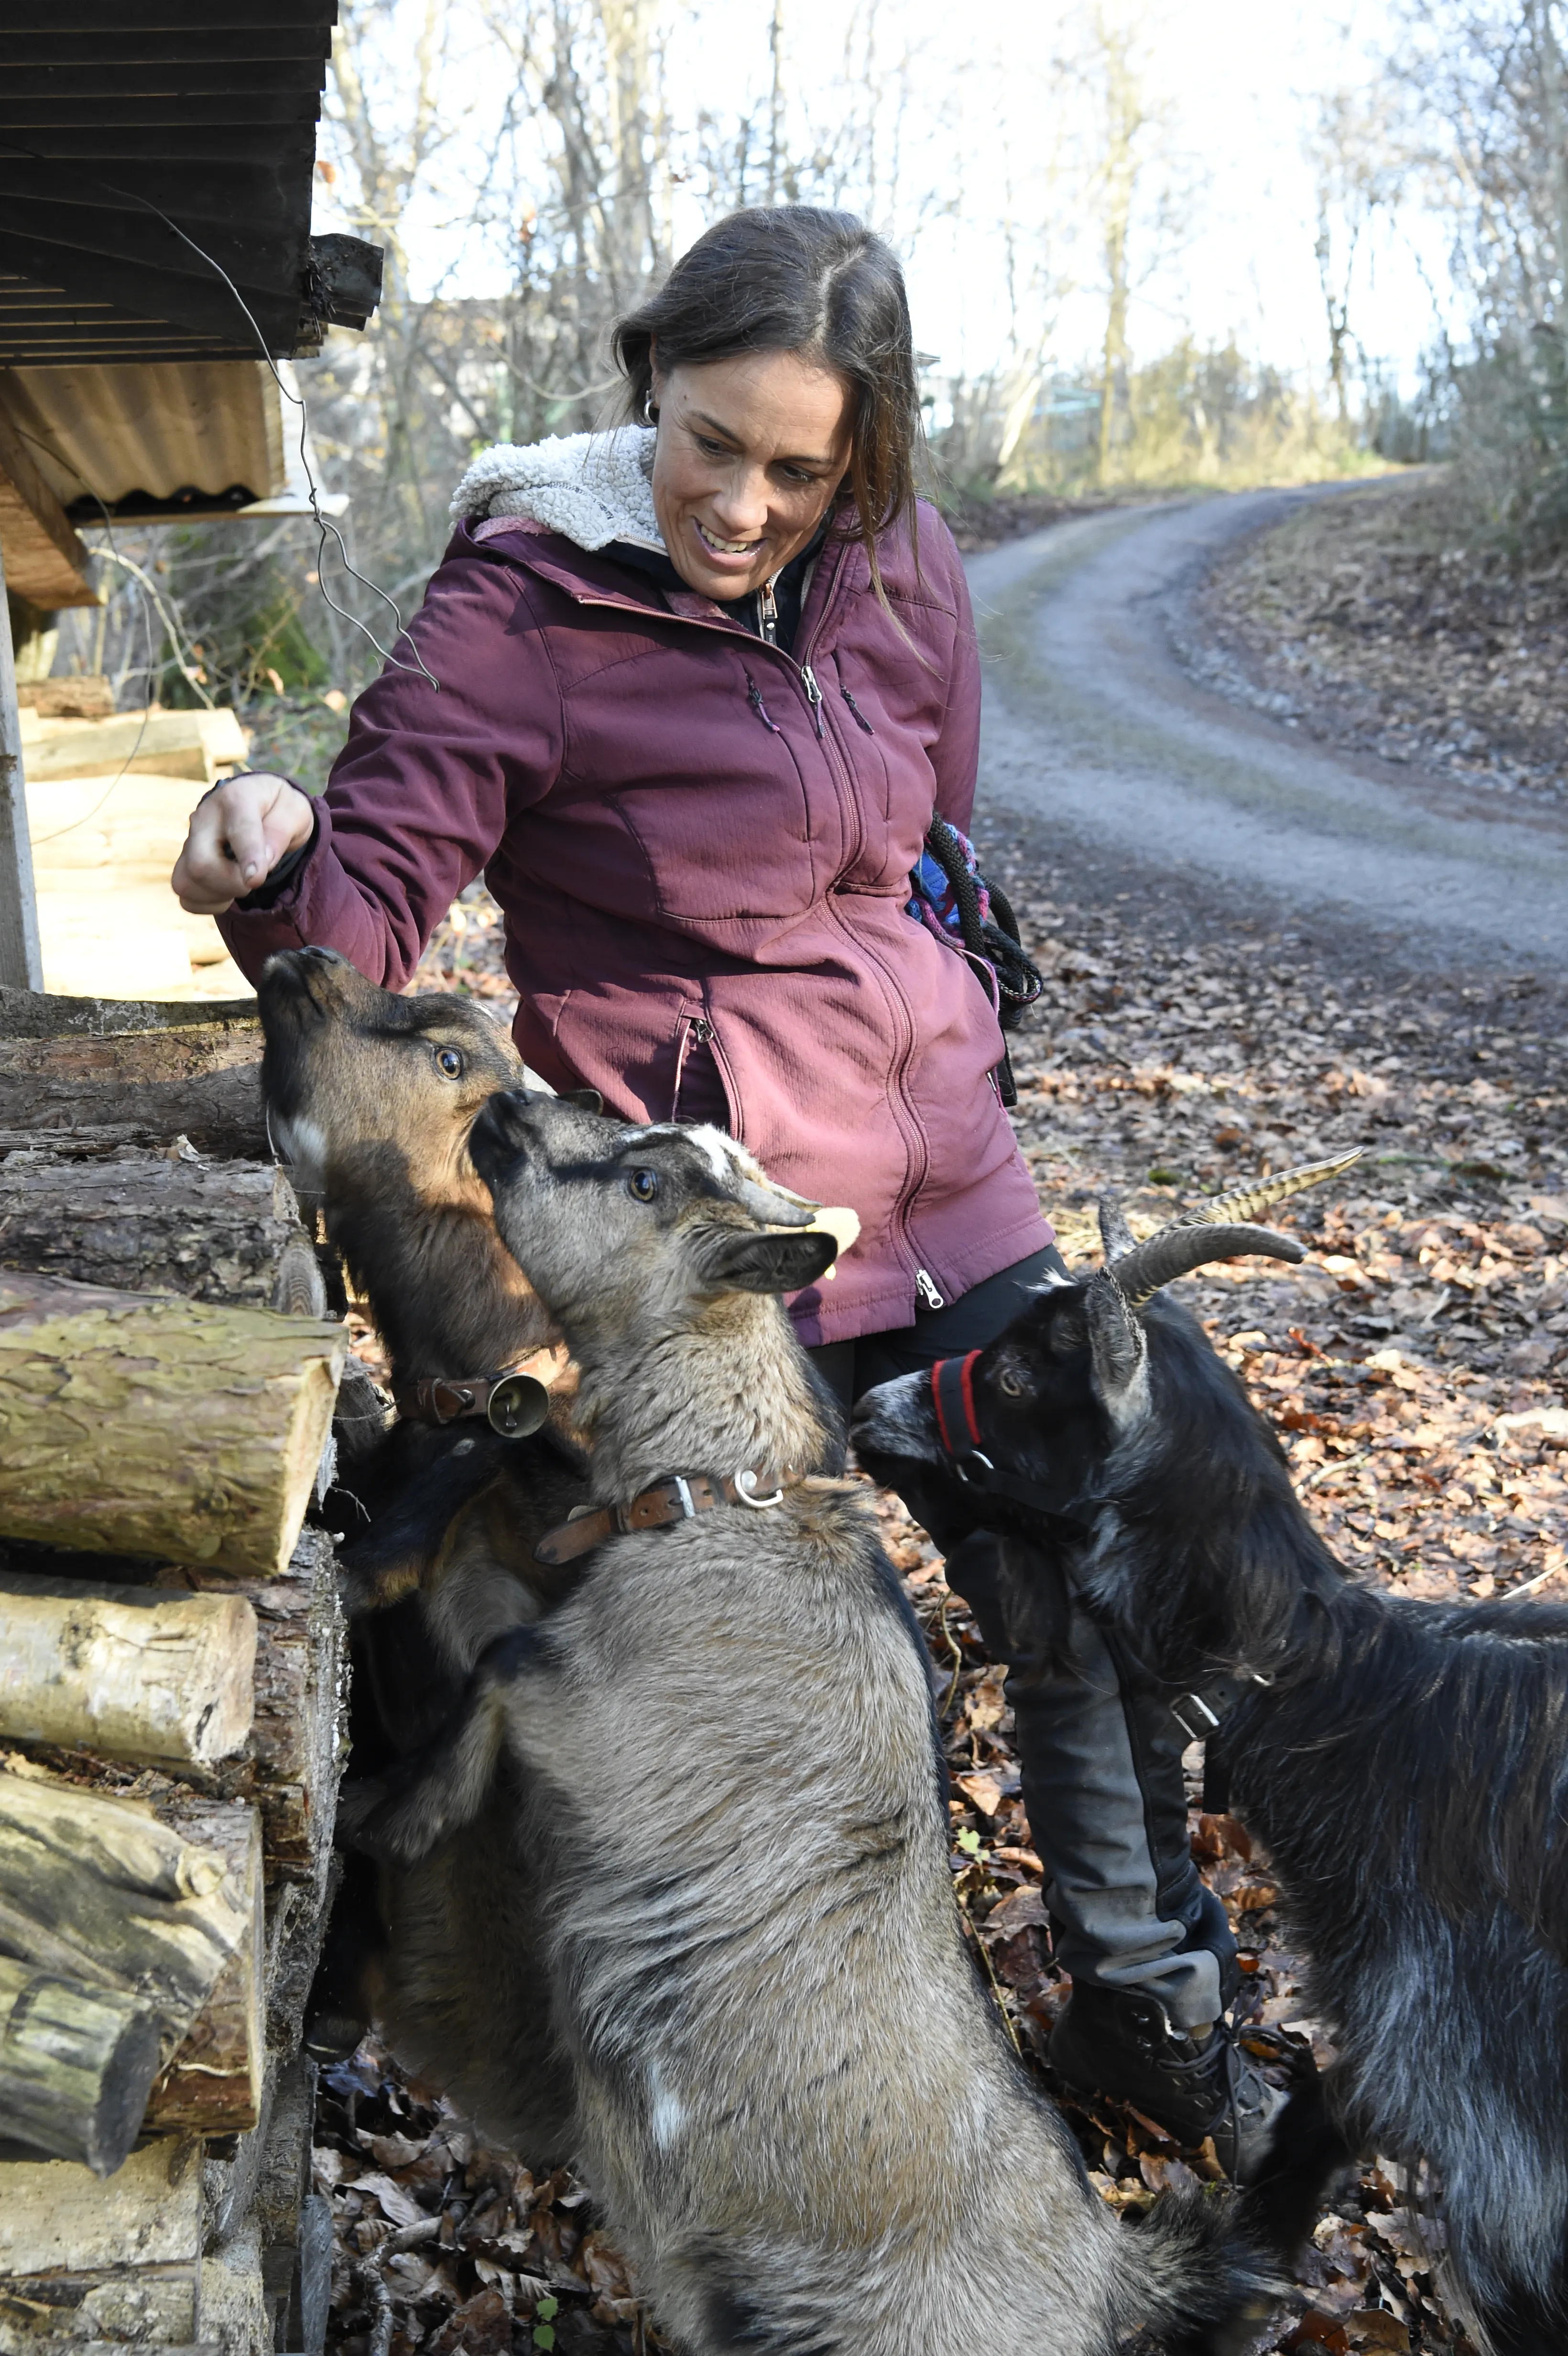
[
  {"xmin": 143, "ymin": 1800, "xmax": 264, "ymax": 2139},
  {"xmin": 0, "ymin": 1576, "xmax": 256, "ymax": 1763},
  {"xmin": 0, "ymin": 1020, "xmax": 263, "ymax": 1158},
  {"xmin": 0, "ymin": 1151, "xmax": 327, "ymax": 1313},
  {"xmin": 0, "ymin": 1272, "xmax": 345, "ymax": 1579}
]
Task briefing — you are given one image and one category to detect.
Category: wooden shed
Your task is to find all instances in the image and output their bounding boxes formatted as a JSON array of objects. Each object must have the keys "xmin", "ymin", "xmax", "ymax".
[
  {"xmin": 0, "ymin": 0, "xmax": 382, "ymax": 992},
  {"xmin": 0, "ymin": 15, "xmax": 383, "ymax": 2351}
]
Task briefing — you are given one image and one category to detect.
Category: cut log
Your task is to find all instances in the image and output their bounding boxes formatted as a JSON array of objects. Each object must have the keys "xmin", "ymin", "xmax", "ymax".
[
  {"xmin": 0, "ymin": 2133, "xmax": 204, "ymax": 2346},
  {"xmin": 165, "ymin": 1531, "xmax": 347, "ymax": 1898},
  {"xmin": 0, "ymin": 988, "xmax": 255, "ymax": 1041},
  {"xmin": 0, "ymin": 1958, "xmax": 163, "ymax": 2177},
  {"xmin": 0, "ymin": 1576, "xmax": 256, "ymax": 1764},
  {"xmin": 142, "ymin": 1800, "xmax": 264, "ymax": 2140},
  {"xmin": 0, "ymin": 1272, "xmax": 346, "ymax": 1579},
  {"xmin": 0, "ymin": 1150, "xmax": 327, "ymax": 1312},
  {"xmin": 0, "ymin": 1775, "xmax": 260, "ymax": 2167},
  {"xmin": 0, "ymin": 1019, "xmax": 263, "ymax": 1158}
]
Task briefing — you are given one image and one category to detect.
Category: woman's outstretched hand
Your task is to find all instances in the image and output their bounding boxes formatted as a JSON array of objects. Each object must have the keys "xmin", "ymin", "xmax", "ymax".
[{"xmin": 172, "ymin": 773, "xmax": 316, "ymax": 914}]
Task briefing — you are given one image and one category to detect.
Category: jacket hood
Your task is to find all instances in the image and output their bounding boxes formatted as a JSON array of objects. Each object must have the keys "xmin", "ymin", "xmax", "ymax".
[{"xmin": 450, "ymin": 425, "xmax": 664, "ymax": 554}]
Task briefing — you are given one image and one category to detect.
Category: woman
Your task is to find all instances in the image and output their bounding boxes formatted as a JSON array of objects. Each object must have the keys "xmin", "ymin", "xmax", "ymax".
[{"xmin": 175, "ymin": 204, "xmax": 1281, "ymax": 2175}]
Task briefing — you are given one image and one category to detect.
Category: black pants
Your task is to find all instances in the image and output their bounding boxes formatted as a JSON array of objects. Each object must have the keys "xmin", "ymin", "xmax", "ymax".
[{"xmin": 810, "ymin": 1249, "xmax": 1235, "ymax": 2029}]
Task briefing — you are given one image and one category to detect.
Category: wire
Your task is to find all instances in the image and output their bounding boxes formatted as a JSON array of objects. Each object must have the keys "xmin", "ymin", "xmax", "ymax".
[{"xmin": 0, "ymin": 136, "xmax": 440, "ymax": 692}]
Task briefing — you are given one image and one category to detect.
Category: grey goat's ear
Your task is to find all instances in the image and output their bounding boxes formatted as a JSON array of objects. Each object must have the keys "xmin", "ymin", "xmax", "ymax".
[
  {"xmin": 563, "ymin": 1088, "xmax": 603, "ymax": 1112},
  {"xmin": 696, "ymin": 1227, "xmax": 839, "ymax": 1297},
  {"xmin": 1097, "ymin": 1197, "xmax": 1138, "ymax": 1262},
  {"xmin": 1084, "ymin": 1269, "xmax": 1149, "ymax": 1425}
]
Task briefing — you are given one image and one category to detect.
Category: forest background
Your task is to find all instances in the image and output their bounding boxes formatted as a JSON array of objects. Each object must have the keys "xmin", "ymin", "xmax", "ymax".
[{"xmin": 29, "ymin": 0, "xmax": 1568, "ymax": 766}]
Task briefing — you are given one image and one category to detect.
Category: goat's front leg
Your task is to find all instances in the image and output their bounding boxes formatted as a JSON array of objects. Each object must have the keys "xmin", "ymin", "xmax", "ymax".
[
  {"xmin": 336, "ymin": 1625, "xmax": 546, "ymax": 1865},
  {"xmin": 337, "ymin": 1437, "xmax": 510, "ymax": 1615}
]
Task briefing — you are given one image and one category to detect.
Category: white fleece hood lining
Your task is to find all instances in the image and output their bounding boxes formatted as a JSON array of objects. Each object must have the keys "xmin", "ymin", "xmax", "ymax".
[{"xmin": 450, "ymin": 426, "xmax": 665, "ymax": 555}]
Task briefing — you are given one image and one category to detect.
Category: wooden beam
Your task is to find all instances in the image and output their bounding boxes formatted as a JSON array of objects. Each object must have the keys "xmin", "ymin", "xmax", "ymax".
[
  {"xmin": 0, "ymin": 539, "xmax": 43, "ymax": 993},
  {"xmin": 0, "ymin": 404, "xmax": 95, "ymax": 611}
]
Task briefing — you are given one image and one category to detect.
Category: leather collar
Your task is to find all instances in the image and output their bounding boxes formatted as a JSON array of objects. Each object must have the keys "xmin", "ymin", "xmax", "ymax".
[
  {"xmin": 535, "ymin": 1466, "xmax": 803, "ymax": 1567},
  {"xmin": 929, "ymin": 1354, "xmax": 1099, "ymax": 1530},
  {"xmin": 392, "ymin": 1370, "xmax": 549, "ymax": 1440}
]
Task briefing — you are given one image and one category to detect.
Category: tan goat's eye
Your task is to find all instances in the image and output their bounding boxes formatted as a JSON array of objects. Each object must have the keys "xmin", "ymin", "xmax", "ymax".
[
  {"xmin": 435, "ymin": 1047, "xmax": 464, "ymax": 1079},
  {"xmin": 996, "ymin": 1367, "xmax": 1025, "ymax": 1396},
  {"xmin": 627, "ymin": 1168, "xmax": 659, "ymax": 1202}
]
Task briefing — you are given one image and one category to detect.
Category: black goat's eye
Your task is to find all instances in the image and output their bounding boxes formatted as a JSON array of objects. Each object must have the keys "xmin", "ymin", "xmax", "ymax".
[
  {"xmin": 435, "ymin": 1047, "xmax": 464, "ymax": 1080},
  {"xmin": 996, "ymin": 1366, "xmax": 1025, "ymax": 1397},
  {"xmin": 627, "ymin": 1168, "xmax": 659, "ymax": 1202}
]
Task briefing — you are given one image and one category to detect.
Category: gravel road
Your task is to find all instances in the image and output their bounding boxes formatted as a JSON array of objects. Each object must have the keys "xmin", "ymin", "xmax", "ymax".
[{"xmin": 966, "ymin": 487, "xmax": 1568, "ymax": 974}]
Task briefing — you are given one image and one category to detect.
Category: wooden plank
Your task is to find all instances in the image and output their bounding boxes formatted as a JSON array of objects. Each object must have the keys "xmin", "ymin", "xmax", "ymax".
[
  {"xmin": 0, "ymin": 1271, "xmax": 346, "ymax": 1580},
  {"xmin": 21, "ymin": 706, "xmax": 248, "ymax": 784},
  {"xmin": 0, "ymin": 541, "xmax": 44, "ymax": 993},
  {"xmin": 0, "ymin": 407, "xmax": 95, "ymax": 610},
  {"xmin": 0, "ymin": 1577, "xmax": 256, "ymax": 1763}
]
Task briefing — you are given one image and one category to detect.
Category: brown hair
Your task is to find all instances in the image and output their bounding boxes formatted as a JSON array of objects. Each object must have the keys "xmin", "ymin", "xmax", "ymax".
[{"xmin": 613, "ymin": 206, "xmax": 922, "ymax": 604}]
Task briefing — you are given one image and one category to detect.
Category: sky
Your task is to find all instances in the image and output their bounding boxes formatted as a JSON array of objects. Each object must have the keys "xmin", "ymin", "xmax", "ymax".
[{"xmin": 317, "ymin": 0, "xmax": 1451, "ymax": 402}]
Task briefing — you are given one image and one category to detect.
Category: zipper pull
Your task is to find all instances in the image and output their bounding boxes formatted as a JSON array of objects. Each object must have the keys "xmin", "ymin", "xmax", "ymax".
[
  {"xmin": 915, "ymin": 1269, "xmax": 946, "ymax": 1310},
  {"xmin": 745, "ymin": 670, "xmax": 781, "ymax": 733},
  {"xmin": 799, "ymin": 662, "xmax": 826, "ymax": 738},
  {"xmin": 758, "ymin": 576, "xmax": 780, "ymax": 645},
  {"xmin": 841, "ymin": 685, "xmax": 875, "ymax": 734}
]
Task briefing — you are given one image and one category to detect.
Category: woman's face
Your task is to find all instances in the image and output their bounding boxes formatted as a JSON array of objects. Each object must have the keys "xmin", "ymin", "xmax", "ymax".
[{"xmin": 649, "ymin": 348, "xmax": 853, "ymax": 602}]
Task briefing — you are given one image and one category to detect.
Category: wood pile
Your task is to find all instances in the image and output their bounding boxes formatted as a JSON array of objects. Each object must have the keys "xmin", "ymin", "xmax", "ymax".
[{"xmin": 0, "ymin": 988, "xmax": 355, "ymax": 2356}]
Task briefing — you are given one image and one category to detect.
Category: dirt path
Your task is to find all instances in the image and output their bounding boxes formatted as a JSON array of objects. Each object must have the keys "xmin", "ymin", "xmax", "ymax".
[{"xmin": 967, "ymin": 486, "xmax": 1568, "ymax": 972}]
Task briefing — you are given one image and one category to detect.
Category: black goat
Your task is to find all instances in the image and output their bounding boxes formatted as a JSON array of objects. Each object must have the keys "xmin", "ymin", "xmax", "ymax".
[{"xmin": 853, "ymin": 1159, "xmax": 1568, "ymax": 2356}]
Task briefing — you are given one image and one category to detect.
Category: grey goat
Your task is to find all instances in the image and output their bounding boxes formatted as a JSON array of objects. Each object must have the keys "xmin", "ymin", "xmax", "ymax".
[{"xmin": 340, "ymin": 1091, "xmax": 1270, "ymax": 2356}]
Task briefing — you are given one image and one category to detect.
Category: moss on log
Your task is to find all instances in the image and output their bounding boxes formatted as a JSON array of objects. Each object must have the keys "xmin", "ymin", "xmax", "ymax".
[
  {"xmin": 0, "ymin": 1960, "xmax": 163, "ymax": 2177},
  {"xmin": 0, "ymin": 1273, "xmax": 345, "ymax": 1578}
]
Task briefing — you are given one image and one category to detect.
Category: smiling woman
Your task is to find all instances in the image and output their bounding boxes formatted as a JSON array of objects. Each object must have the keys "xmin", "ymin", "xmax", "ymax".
[{"xmin": 169, "ymin": 203, "xmax": 1290, "ymax": 2187}]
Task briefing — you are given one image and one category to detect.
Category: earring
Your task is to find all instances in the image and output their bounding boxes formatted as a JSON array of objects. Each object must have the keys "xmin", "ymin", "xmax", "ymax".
[{"xmin": 642, "ymin": 388, "xmax": 659, "ymax": 425}]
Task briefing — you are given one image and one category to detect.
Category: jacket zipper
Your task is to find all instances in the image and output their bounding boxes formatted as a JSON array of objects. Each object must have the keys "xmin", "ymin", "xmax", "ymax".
[
  {"xmin": 915, "ymin": 1270, "xmax": 946, "ymax": 1309},
  {"xmin": 497, "ymin": 549, "xmax": 942, "ymax": 1315},
  {"xmin": 798, "ymin": 661, "xmax": 826, "ymax": 738}
]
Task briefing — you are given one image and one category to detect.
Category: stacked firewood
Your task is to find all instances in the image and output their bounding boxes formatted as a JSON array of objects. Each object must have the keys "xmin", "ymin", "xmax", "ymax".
[{"xmin": 0, "ymin": 989, "xmax": 354, "ymax": 2356}]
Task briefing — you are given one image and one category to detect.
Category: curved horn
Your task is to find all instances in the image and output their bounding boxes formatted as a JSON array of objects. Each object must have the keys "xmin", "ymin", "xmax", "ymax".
[
  {"xmin": 1109, "ymin": 1222, "xmax": 1306, "ymax": 1309},
  {"xmin": 1098, "ymin": 1197, "xmax": 1139, "ymax": 1261},
  {"xmin": 1191, "ymin": 1147, "xmax": 1364, "ymax": 1230},
  {"xmin": 733, "ymin": 1178, "xmax": 817, "ymax": 1229}
]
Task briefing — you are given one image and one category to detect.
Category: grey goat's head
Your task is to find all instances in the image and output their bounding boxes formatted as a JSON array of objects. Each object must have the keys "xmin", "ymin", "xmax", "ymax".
[{"xmin": 468, "ymin": 1092, "xmax": 841, "ymax": 1348}]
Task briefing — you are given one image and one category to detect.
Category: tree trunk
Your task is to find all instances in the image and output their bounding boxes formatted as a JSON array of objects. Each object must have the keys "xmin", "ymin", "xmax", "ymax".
[
  {"xmin": 0, "ymin": 1574, "xmax": 256, "ymax": 1763},
  {"xmin": 0, "ymin": 1272, "xmax": 345, "ymax": 1579},
  {"xmin": 0, "ymin": 1020, "xmax": 263, "ymax": 1158},
  {"xmin": 0, "ymin": 1150, "xmax": 327, "ymax": 1313}
]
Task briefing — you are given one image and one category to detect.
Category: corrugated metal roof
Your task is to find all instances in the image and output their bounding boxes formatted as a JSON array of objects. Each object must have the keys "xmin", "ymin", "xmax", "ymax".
[{"xmin": 0, "ymin": 3, "xmax": 378, "ymax": 366}]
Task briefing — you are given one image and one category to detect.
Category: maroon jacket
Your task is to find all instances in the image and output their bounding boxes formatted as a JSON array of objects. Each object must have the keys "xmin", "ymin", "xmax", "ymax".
[{"xmin": 217, "ymin": 501, "xmax": 1050, "ymax": 1344}]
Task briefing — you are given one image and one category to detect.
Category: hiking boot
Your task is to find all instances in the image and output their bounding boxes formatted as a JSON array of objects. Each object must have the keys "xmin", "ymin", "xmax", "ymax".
[{"xmin": 1048, "ymin": 1981, "xmax": 1296, "ymax": 2184}]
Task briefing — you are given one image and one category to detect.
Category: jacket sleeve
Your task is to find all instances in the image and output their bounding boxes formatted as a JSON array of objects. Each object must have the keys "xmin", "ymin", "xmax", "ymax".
[
  {"xmin": 925, "ymin": 512, "xmax": 982, "ymax": 836},
  {"xmin": 216, "ymin": 541, "xmax": 564, "ymax": 987}
]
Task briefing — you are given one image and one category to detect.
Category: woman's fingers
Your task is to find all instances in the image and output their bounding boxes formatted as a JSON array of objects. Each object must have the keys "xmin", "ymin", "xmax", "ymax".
[{"xmin": 172, "ymin": 774, "xmax": 314, "ymax": 914}]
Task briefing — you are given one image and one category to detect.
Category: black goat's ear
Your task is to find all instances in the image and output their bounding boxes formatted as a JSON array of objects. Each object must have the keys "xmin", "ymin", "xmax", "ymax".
[
  {"xmin": 697, "ymin": 1227, "xmax": 839, "ymax": 1296},
  {"xmin": 1084, "ymin": 1269, "xmax": 1149, "ymax": 1425}
]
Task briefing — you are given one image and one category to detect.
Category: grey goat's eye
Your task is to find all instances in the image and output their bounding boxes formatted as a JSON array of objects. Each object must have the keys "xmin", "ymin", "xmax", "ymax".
[
  {"xmin": 996, "ymin": 1366, "xmax": 1025, "ymax": 1397},
  {"xmin": 434, "ymin": 1047, "xmax": 464, "ymax": 1080},
  {"xmin": 627, "ymin": 1168, "xmax": 659, "ymax": 1202}
]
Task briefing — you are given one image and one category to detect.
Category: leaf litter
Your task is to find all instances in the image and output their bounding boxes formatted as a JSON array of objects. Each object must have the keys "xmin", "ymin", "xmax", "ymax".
[{"xmin": 325, "ymin": 841, "xmax": 1568, "ymax": 2353}]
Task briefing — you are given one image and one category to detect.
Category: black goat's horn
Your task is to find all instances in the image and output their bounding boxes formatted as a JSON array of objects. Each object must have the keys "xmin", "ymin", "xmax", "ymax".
[
  {"xmin": 1109, "ymin": 1222, "xmax": 1306, "ymax": 1309},
  {"xmin": 1189, "ymin": 1147, "xmax": 1363, "ymax": 1230}
]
